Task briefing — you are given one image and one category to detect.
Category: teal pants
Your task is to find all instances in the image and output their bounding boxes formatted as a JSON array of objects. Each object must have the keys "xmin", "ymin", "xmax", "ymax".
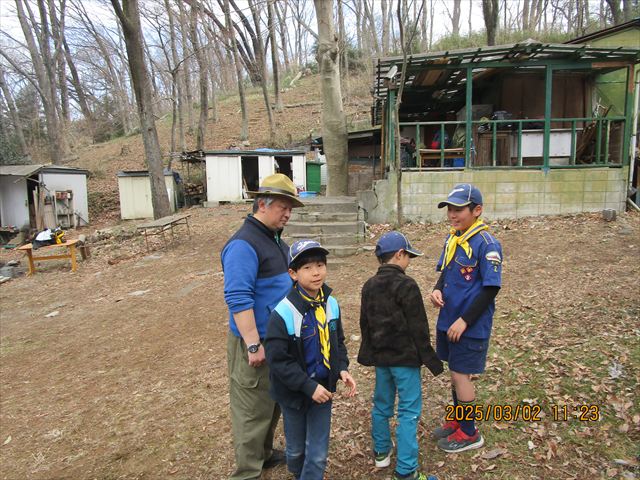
[
  {"xmin": 372, "ymin": 366, "xmax": 422, "ymax": 476},
  {"xmin": 228, "ymin": 334, "xmax": 280, "ymax": 480}
]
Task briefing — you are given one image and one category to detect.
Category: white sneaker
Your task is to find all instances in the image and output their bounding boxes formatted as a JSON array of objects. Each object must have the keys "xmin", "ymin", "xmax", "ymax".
[{"xmin": 374, "ymin": 450, "xmax": 392, "ymax": 468}]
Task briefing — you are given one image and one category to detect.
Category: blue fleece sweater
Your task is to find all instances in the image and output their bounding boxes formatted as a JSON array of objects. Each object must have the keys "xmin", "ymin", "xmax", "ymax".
[{"xmin": 221, "ymin": 215, "xmax": 292, "ymax": 338}]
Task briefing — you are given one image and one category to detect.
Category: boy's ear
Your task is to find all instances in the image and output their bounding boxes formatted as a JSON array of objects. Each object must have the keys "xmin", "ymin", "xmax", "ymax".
[
  {"xmin": 288, "ymin": 268, "xmax": 297, "ymax": 281},
  {"xmin": 473, "ymin": 204, "xmax": 483, "ymax": 217}
]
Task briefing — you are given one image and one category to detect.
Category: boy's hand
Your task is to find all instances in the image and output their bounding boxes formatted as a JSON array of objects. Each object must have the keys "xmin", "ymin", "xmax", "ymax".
[
  {"xmin": 339, "ymin": 371, "xmax": 357, "ymax": 397},
  {"xmin": 430, "ymin": 289, "xmax": 445, "ymax": 308},
  {"xmin": 312, "ymin": 384, "xmax": 333, "ymax": 404},
  {"xmin": 447, "ymin": 317, "xmax": 467, "ymax": 342}
]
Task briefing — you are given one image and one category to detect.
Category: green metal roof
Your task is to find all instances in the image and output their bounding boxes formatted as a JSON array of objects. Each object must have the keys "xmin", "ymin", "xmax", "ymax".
[{"xmin": 372, "ymin": 39, "xmax": 640, "ymax": 124}]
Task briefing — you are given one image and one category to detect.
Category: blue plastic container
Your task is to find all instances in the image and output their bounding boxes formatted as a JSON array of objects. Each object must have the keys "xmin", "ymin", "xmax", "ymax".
[
  {"xmin": 452, "ymin": 157, "xmax": 465, "ymax": 167},
  {"xmin": 299, "ymin": 191, "xmax": 317, "ymax": 198}
]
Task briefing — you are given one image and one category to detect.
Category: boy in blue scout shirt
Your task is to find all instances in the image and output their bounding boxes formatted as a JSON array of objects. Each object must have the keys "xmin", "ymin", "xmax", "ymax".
[
  {"xmin": 429, "ymin": 184, "xmax": 503, "ymax": 453},
  {"xmin": 358, "ymin": 231, "xmax": 443, "ymax": 480},
  {"xmin": 264, "ymin": 239, "xmax": 357, "ymax": 480}
]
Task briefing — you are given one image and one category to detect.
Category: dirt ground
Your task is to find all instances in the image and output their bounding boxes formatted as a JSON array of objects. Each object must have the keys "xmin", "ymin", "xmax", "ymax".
[{"xmin": 1, "ymin": 206, "xmax": 639, "ymax": 480}]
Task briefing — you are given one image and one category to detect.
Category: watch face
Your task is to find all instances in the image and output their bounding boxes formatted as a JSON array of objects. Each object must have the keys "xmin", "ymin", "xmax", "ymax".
[{"xmin": 248, "ymin": 344, "xmax": 260, "ymax": 353}]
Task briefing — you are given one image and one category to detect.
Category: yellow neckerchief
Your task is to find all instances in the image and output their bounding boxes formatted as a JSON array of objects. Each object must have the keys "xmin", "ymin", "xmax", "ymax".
[
  {"xmin": 439, "ymin": 218, "xmax": 488, "ymax": 271},
  {"xmin": 297, "ymin": 285, "xmax": 330, "ymax": 369}
]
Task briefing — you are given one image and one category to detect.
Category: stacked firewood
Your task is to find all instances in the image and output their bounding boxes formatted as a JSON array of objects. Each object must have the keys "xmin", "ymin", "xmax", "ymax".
[{"xmin": 184, "ymin": 183, "xmax": 205, "ymax": 195}]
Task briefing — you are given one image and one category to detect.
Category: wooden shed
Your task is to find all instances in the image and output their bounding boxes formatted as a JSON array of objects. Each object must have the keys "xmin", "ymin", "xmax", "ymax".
[
  {"xmin": 204, "ymin": 149, "xmax": 306, "ymax": 203},
  {"xmin": 116, "ymin": 170, "xmax": 179, "ymax": 220}
]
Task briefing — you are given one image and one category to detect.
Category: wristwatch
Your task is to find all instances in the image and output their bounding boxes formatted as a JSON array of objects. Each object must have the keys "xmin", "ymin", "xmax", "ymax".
[{"xmin": 247, "ymin": 343, "xmax": 261, "ymax": 354}]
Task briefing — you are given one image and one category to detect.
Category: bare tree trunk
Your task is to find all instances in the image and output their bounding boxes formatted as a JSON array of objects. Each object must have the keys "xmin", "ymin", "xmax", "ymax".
[
  {"xmin": 429, "ymin": 0, "xmax": 435, "ymax": 48},
  {"xmin": 164, "ymin": 0, "xmax": 185, "ymax": 152},
  {"xmin": 355, "ymin": 0, "xmax": 364, "ymax": 51},
  {"xmin": 523, "ymin": 0, "xmax": 531, "ymax": 29},
  {"xmin": 451, "ymin": 0, "xmax": 462, "ymax": 36},
  {"xmin": 421, "ymin": 0, "xmax": 428, "ymax": 49},
  {"xmin": 177, "ymin": 0, "xmax": 195, "ymax": 135},
  {"xmin": 0, "ymin": 66, "xmax": 28, "ymax": 156},
  {"xmin": 268, "ymin": 0, "xmax": 283, "ymax": 112},
  {"xmin": 363, "ymin": 0, "xmax": 380, "ymax": 54},
  {"xmin": 111, "ymin": 0, "xmax": 171, "ymax": 219},
  {"xmin": 622, "ymin": 0, "xmax": 632, "ymax": 21},
  {"xmin": 274, "ymin": 1, "xmax": 291, "ymax": 73},
  {"xmin": 606, "ymin": 0, "xmax": 622, "ymax": 24},
  {"xmin": 314, "ymin": 0, "xmax": 348, "ymax": 196},
  {"xmin": 189, "ymin": 2, "xmax": 208, "ymax": 151},
  {"xmin": 382, "ymin": 0, "xmax": 389, "ymax": 54},
  {"xmin": 469, "ymin": 0, "xmax": 473, "ymax": 34},
  {"xmin": 225, "ymin": 0, "xmax": 248, "ymax": 141},
  {"xmin": 248, "ymin": 0, "xmax": 276, "ymax": 145},
  {"xmin": 14, "ymin": 0, "xmax": 64, "ymax": 164},
  {"xmin": 483, "ymin": 0, "xmax": 499, "ymax": 46}
]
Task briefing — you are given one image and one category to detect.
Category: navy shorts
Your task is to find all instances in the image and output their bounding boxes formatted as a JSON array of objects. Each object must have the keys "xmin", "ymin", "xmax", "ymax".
[{"xmin": 436, "ymin": 329, "xmax": 489, "ymax": 374}]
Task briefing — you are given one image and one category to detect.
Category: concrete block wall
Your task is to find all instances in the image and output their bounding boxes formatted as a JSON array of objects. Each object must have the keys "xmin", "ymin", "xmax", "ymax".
[{"xmin": 360, "ymin": 167, "xmax": 628, "ymax": 224}]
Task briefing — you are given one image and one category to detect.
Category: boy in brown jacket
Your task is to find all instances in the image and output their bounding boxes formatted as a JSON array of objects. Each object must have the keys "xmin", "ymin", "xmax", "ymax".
[{"xmin": 358, "ymin": 231, "xmax": 443, "ymax": 480}]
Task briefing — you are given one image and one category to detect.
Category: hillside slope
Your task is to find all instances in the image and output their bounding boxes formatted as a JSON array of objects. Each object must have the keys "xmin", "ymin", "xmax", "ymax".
[{"xmin": 60, "ymin": 73, "xmax": 373, "ymax": 223}]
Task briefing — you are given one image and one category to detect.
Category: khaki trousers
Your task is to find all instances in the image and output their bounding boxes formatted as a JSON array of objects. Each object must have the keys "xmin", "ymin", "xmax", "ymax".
[{"xmin": 227, "ymin": 334, "xmax": 280, "ymax": 480}]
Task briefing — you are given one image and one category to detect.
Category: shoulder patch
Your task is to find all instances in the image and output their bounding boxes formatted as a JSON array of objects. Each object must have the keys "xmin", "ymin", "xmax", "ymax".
[{"xmin": 485, "ymin": 251, "xmax": 502, "ymax": 264}]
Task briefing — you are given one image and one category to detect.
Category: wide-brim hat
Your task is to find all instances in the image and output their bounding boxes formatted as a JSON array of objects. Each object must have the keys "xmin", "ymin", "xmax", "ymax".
[{"xmin": 247, "ymin": 173, "xmax": 304, "ymax": 208}]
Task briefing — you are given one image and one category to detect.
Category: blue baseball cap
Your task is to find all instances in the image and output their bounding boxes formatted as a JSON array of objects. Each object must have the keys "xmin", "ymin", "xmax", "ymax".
[
  {"xmin": 288, "ymin": 239, "xmax": 330, "ymax": 266},
  {"xmin": 438, "ymin": 183, "xmax": 483, "ymax": 208},
  {"xmin": 375, "ymin": 231, "xmax": 423, "ymax": 258}
]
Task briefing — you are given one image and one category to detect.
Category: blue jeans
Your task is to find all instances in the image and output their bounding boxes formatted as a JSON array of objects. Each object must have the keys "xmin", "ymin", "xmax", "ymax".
[
  {"xmin": 372, "ymin": 366, "xmax": 422, "ymax": 476},
  {"xmin": 281, "ymin": 400, "xmax": 332, "ymax": 480}
]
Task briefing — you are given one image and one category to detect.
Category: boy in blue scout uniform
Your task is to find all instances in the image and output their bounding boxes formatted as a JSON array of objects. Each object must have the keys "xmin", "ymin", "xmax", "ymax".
[
  {"xmin": 358, "ymin": 231, "xmax": 443, "ymax": 480},
  {"xmin": 264, "ymin": 240, "xmax": 357, "ymax": 480},
  {"xmin": 429, "ymin": 184, "xmax": 503, "ymax": 453}
]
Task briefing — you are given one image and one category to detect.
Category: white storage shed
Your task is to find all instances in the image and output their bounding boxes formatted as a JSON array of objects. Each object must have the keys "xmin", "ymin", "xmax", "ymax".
[
  {"xmin": 0, "ymin": 164, "xmax": 89, "ymax": 229},
  {"xmin": 117, "ymin": 170, "xmax": 179, "ymax": 220},
  {"xmin": 204, "ymin": 149, "xmax": 306, "ymax": 202}
]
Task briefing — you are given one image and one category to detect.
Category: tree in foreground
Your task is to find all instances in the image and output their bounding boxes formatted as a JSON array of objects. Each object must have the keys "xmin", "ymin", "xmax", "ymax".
[{"xmin": 111, "ymin": 0, "xmax": 171, "ymax": 219}]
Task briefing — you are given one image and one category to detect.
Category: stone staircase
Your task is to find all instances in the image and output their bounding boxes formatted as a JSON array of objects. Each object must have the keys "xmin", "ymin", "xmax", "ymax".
[{"xmin": 284, "ymin": 196, "xmax": 367, "ymax": 257}]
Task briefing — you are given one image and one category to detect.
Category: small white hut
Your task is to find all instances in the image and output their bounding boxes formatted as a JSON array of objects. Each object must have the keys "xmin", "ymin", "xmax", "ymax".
[
  {"xmin": 116, "ymin": 170, "xmax": 179, "ymax": 220},
  {"xmin": 203, "ymin": 149, "xmax": 307, "ymax": 203},
  {"xmin": 0, "ymin": 164, "xmax": 89, "ymax": 229}
]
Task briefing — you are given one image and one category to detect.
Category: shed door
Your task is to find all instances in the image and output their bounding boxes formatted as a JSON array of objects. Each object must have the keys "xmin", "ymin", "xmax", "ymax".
[
  {"xmin": 291, "ymin": 155, "xmax": 306, "ymax": 190},
  {"xmin": 206, "ymin": 156, "xmax": 242, "ymax": 201},
  {"xmin": 258, "ymin": 156, "xmax": 274, "ymax": 185}
]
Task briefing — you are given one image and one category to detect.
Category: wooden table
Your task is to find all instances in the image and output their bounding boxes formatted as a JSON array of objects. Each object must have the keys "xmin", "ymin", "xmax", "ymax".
[
  {"xmin": 137, "ymin": 213, "xmax": 191, "ymax": 252},
  {"xmin": 17, "ymin": 239, "xmax": 80, "ymax": 275},
  {"xmin": 418, "ymin": 148, "xmax": 465, "ymax": 167}
]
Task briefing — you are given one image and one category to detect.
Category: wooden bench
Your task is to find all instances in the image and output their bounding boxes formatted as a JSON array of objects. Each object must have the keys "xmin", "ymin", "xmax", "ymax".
[
  {"xmin": 418, "ymin": 148, "xmax": 465, "ymax": 167},
  {"xmin": 137, "ymin": 213, "xmax": 191, "ymax": 252},
  {"xmin": 17, "ymin": 239, "xmax": 82, "ymax": 275}
]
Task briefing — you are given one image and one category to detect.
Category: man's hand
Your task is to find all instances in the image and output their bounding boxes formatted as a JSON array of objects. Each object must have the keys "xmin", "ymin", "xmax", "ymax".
[
  {"xmin": 247, "ymin": 345, "xmax": 266, "ymax": 367},
  {"xmin": 430, "ymin": 289, "xmax": 445, "ymax": 308},
  {"xmin": 339, "ymin": 371, "xmax": 357, "ymax": 397},
  {"xmin": 312, "ymin": 384, "xmax": 333, "ymax": 404},
  {"xmin": 447, "ymin": 317, "xmax": 467, "ymax": 343}
]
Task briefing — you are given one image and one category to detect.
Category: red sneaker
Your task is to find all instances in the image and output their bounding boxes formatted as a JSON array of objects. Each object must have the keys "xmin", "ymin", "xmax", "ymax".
[
  {"xmin": 430, "ymin": 420, "xmax": 460, "ymax": 440},
  {"xmin": 437, "ymin": 427, "xmax": 484, "ymax": 453}
]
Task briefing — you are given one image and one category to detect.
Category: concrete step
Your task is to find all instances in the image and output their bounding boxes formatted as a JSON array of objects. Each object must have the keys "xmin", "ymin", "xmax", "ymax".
[
  {"xmin": 284, "ymin": 232, "xmax": 366, "ymax": 246},
  {"xmin": 296, "ymin": 196, "xmax": 359, "ymax": 214},
  {"xmin": 326, "ymin": 245, "xmax": 361, "ymax": 257},
  {"xmin": 289, "ymin": 211, "xmax": 358, "ymax": 223},
  {"xmin": 285, "ymin": 221, "xmax": 365, "ymax": 236}
]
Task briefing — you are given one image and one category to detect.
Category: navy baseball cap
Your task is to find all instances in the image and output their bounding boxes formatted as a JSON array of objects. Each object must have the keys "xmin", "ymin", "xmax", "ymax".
[
  {"xmin": 438, "ymin": 183, "xmax": 483, "ymax": 208},
  {"xmin": 375, "ymin": 231, "xmax": 423, "ymax": 258},
  {"xmin": 288, "ymin": 239, "xmax": 330, "ymax": 266}
]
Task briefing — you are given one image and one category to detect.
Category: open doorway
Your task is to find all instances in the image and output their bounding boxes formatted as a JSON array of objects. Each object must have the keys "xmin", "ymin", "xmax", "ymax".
[
  {"xmin": 27, "ymin": 175, "xmax": 39, "ymax": 228},
  {"xmin": 241, "ymin": 156, "xmax": 259, "ymax": 194},
  {"xmin": 275, "ymin": 156, "xmax": 293, "ymax": 180}
]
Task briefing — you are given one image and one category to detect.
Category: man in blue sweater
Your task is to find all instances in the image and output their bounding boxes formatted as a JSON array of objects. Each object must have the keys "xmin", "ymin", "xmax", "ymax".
[{"xmin": 221, "ymin": 173, "xmax": 304, "ymax": 480}]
